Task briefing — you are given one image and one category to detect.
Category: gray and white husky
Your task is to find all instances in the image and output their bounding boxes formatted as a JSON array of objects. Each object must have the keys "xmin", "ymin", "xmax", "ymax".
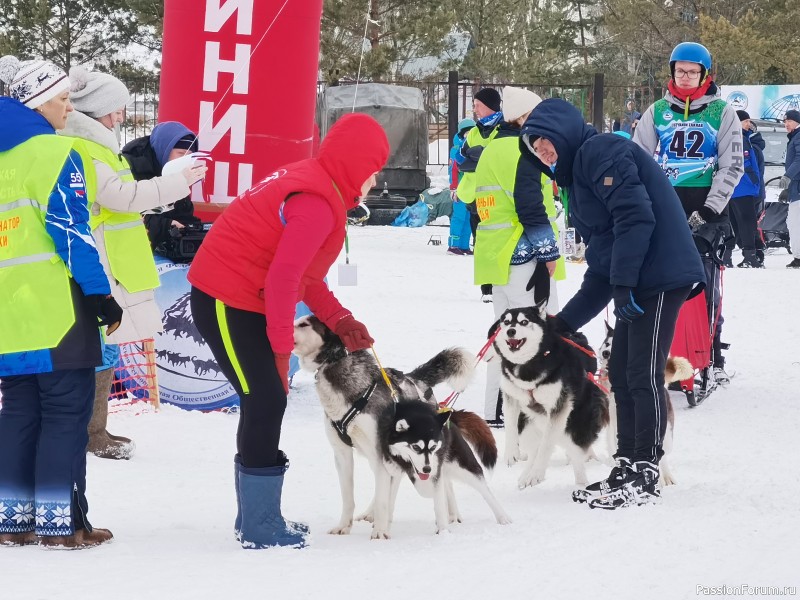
[
  {"xmin": 293, "ymin": 315, "xmax": 506, "ymax": 538},
  {"xmin": 490, "ymin": 304, "xmax": 609, "ymax": 490},
  {"xmin": 597, "ymin": 321, "xmax": 692, "ymax": 486}
]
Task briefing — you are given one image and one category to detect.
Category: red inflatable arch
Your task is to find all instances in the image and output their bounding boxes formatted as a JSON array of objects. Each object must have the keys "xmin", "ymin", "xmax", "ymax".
[{"xmin": 159, "ymin": 0, "xmax": 324, "ymax": 221}]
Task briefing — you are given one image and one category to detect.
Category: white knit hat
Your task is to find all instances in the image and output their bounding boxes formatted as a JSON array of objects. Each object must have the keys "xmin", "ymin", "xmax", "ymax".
[
  {"xmin": 68, "ymin": 65, "xmax": 131, "ymax": 118},
  {"xmin": 0, "ymin": 55, "xmax": 70, "ymax": 109},
  {"xmin": 502, "ymin": 86, "xmax": 543, "ymax": 122}
]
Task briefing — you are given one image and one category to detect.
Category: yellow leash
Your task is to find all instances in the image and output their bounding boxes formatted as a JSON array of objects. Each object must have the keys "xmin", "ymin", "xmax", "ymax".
[{"xmin": 370, "ymin": 346, "xmax": 398, "ymax": 402}]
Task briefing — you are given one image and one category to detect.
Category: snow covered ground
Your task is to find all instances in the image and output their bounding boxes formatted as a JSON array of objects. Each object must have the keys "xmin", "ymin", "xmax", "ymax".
[{"xmin": 3, "ymin": 224, "xmax": 800, "ymax": 600}]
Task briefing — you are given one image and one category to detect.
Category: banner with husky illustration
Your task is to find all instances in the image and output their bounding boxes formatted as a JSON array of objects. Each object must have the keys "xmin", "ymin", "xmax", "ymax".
[
  {"xmin": 720, "ymin": 85, "xmax": 800, "ymax": 121},
  {"xmin": 118, "ymin": 257, "xmax": 239, "ymax": 412}
]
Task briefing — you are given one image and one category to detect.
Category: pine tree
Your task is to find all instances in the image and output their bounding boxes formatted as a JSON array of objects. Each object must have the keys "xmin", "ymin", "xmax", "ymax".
[{"xmin": 0, "ymin": 0, "xmax": 132, "ymax": 70}]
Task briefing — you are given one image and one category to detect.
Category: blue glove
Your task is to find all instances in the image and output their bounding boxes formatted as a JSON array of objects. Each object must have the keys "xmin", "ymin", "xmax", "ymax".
[{"xmin": 613, "ymin": 286, "xmax": 644, "ymax": 324}]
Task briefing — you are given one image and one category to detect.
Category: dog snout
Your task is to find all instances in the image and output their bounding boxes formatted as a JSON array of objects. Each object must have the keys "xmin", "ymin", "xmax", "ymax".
[
  {"xmin": 422, "ymin": 466, "xmax": 431, "ymax": 474},
  {"xmin": 602, "ymin": 350, "xmax": 611, "ymax": 359},
  {"xmin": 507, "ymin": 328, "xmax": 516, "ymax": 338}
]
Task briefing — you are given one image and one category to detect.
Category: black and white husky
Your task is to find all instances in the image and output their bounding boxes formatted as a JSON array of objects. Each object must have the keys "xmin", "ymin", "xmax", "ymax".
[
  {"xmin": 293, "ymin": 315, "xmax": 505, "ymax": 538},
  {"xmin": 380, "ymin": 401, "xmax": 511, "ymax": 533},
  {"xmin": 490, "ymin": 305, "xmax": 610, "ymax": 489},
  {"xmin": 597, "ymin": 321, "xmax": 693, "ymax": 486}
]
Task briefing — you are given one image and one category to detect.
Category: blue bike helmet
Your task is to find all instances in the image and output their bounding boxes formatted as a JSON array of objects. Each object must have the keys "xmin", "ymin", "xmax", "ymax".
[{"xmin": 670, "ymin": 42, "xmax": 712, "ymax": 79}]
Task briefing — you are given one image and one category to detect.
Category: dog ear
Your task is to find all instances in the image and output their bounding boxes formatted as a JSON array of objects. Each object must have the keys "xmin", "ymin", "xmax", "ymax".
[
  {"xmin": 395, "ymin": 419, "xmax": 409, "ymax": 433},
  {"xmin": 604, "ymin": 320, "xmax": 614, "ymax": 336},
  {"xmin": 487, "ymin": 318, "xmax": 502, "ymax": 339}
]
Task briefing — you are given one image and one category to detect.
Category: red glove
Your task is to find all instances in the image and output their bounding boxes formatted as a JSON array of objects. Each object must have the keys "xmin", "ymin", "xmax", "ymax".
[
  {"xmin": 333, "ymin": 315, "xmax": 374, "ymax": 352},
  {"xmin": 273, "ymin": 353, "xmax": 291, "ymax": 394}
]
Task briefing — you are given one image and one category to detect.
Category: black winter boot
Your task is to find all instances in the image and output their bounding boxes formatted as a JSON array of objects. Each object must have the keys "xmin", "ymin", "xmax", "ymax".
[
  {"xmin": 572, "ymin": 457, "xmax": 631, "ymax": 504},
  {"xmin": 588, "ymin": 461, "xmax": 661, "ymax": 510}
]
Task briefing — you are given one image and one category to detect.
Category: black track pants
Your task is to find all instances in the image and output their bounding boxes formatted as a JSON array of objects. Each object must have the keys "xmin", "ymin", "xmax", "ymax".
[
  {"xmin": 190, "ymin": 287, "xmax": 286, "ymax": 468},
  {"xmin": 608, "ymin": 286, "xmax": 690, "ymax": 463}
]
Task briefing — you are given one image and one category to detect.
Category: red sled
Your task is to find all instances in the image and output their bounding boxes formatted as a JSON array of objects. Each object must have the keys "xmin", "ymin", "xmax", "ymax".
[{"xmin": 670, "ymin": 291, "xmax": 716, "ymax": 407}]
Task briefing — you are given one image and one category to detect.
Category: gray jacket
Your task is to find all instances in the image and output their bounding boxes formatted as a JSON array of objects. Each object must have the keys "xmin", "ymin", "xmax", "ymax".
[
  {"xmin": 633, "ymin": 88, "xmax": 744, "ymax": 214},
  {"xmin": 785, "ymin": 128, "xmax": 800, "ymax": 202}
]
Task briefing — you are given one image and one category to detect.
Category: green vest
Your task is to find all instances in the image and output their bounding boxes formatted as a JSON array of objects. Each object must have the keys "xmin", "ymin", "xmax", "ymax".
[
  {"xmin": 0, "ymin": 135, "xmax": 79, "ymax": 353},
  {"xmin": 472, "ymin": 136, "xmax": 566, "ymax": 285},
  {"xmin": 77, "ymin": 139, "xmax": 160, "ymax": 293},
  {"xmin": 456, "ymin": 125, "xmax": 500, "ymax": 204},
  {"xmin": 653, "ymin": 98, "xmax": 725, "ymax": 188}
]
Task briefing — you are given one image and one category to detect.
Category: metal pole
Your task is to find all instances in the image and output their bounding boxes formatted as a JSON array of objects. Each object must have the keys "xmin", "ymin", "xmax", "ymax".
[
  {"xmin": 593, "ymin": 72, "xmax": 605, "ymax": 130},
  {"xmin": 448, "ymin": 70, "xmax": 459, "ymax": 150}
]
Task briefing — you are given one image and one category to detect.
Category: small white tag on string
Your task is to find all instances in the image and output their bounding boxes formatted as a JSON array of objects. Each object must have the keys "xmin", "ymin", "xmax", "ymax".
[
  {"xmin": 338, "ymin": 263, "xmax": 358, "ymax": 286},
  {"xmin": 338, "ymin": 228, "xmax": 358, "ymax": 286}
]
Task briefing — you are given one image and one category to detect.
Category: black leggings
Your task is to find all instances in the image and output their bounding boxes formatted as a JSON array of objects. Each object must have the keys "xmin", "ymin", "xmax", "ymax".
[{"xmin": 190, "ymin": 287, "xmax": 286, "ymax": 468}]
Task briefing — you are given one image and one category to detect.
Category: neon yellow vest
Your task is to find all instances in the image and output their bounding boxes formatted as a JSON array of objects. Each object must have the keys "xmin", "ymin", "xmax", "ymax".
[
  {"xmin": 456, "ymin": 125, "xmax": 500, "ymax": 204},
  {"xmin": 77, "ymin": 139, "xmax": 160, "ymax": 293},
  {"xmin": 473, "ymin": 136, "xmax": 566, "ymax": 285},
  {"xmin": 0, "ymin": 135, "xmax": 78, "ymax": 353}
]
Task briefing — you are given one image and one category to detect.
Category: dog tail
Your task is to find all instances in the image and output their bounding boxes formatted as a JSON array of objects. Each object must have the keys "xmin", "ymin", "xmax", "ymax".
[
  {"xmin": 450, "ymin": 410, "xmax": 497, "ymax": 470},
  {"xmin": 408, "ymin": 348, "xmax": 474, "ymax": 392},
  {"xmin": 665, "ymin": 356, "xmax": 693, "ymax": 383}
]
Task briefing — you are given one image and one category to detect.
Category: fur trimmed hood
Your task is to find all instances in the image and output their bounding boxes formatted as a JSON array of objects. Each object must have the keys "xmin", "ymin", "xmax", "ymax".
[{"xmin": 61, "ymin": 109, "xmax": 120, "ymax": 153}]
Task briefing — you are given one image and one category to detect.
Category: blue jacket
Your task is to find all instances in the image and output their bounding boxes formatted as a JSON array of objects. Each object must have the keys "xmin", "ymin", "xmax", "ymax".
[
  {"xmin": 785, "ymin": 128, "xmax": 800, "ymax": 202},
  {"xmin": 519, "ymin": 98, "xmax": 706, "ymax": 330},
  {"xmin": 0, "ymin": 98, "xmax": 108, "ymax": 376},
  {"xmin": 733, "ymin": 130, "xmax": 764, "ymax": 199}
]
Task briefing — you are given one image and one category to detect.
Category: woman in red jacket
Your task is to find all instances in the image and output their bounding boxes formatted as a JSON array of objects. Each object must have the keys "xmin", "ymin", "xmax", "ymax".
[{"xmin": 188, "ymin": 114, "xmax": 389, "ymax": 549}]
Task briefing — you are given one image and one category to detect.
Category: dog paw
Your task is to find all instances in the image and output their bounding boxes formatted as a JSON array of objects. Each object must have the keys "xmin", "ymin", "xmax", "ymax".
[
  {"xmin": 328, "ymin": 523, "xmax": 352, "ymax": 535},
  {"xmin": 370, "ymin": 528, "xmax": 390, "ymax": 540},
  {"xmin": 517, "ymin": 471, "xmax": 545, "ymax": 489},
  {"xmin": 496, "ymin": 515, "xmax": 513, "ymax": 525},
  {"xmin": 448, "ymin": 514, "xmax": 462, "ymax": 524},
  {"xmin": 355, "ymin": 511, "xmax": 374, "ymax": 523},
  {"xmin": 436, "ymin": 527, "xmax": 452, "ymax": 535}
]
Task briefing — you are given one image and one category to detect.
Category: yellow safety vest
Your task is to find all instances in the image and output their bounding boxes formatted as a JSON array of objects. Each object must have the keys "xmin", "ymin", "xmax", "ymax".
[
  {"xmin": 473, "ymin": 134, "xmax": 565, "ymax": 285},
  {"xmin": 456, "ymin": 125, "xmax": 500, "ymax": 204},
  {"xmin": 0, "ymin": 135, "xmax": 80, "ymax": 353},
  {"xmin": 77, "ymin": 139, "xmax": 160, "ymax": 293}
]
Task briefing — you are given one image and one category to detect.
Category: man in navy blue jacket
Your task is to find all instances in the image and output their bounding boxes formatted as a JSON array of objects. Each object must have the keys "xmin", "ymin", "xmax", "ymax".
[{"xmin": 519, "ymin": 98, "xmax": 706, "ymax": 509}]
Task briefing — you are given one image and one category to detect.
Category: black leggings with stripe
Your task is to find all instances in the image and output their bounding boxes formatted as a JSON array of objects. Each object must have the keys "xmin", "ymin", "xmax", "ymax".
[{"xmin": 190, "ymin": 287, "xmax": 286, "ymax": 468}]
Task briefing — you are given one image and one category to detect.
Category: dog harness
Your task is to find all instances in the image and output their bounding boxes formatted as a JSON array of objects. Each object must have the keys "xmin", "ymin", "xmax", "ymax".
[{"xmin": 331, "ymin": 381, "xmax": 378, "ymax": 447}]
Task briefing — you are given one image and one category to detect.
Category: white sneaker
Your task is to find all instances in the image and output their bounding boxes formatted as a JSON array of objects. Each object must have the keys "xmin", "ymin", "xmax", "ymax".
[{"xmin": 481, "ymin": 294, "xmax": 492, "ymax": 303}]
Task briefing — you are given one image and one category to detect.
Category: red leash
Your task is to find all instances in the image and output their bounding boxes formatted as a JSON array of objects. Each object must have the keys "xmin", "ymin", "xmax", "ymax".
[{"xmin": 439, "ymin": 327, "xmax": 501, "ymax": 409}]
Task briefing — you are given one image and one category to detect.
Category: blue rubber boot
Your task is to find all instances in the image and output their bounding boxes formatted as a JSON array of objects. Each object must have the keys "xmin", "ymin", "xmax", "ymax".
[{"xmin": 237, "ymin": 455, "xmax": 309, "ymax": 549}]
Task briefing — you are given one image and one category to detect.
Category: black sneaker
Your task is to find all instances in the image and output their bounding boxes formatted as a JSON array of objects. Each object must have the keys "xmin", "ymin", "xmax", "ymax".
[
  {"xmin": 787, "ymin": 258, "xmax": 800, "ymax": 269},
  {"xmin": 589, "ymin": 460, "xmax": 661, "ymax": 510},
  {"xmin": 572, "ymin": 457, "xmax": 631, "ymax": 503},
  {"xmin": 485, "ymin": 418, "xmax": 504, "ymax": 429},
  {"xmin": 737, "ymin": 257, "xmax": 764, "ymax": 269}
]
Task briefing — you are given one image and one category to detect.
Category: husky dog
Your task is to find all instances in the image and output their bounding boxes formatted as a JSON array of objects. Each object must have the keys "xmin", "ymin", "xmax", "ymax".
[
  {"xmin": 491, "ymin": 304, "xmax": 610, "ymax": 489},
  {"xmin": 380, "ymin": 401, "xmax": 511, "ymax": 533},
  {"xmin": 293, "ymin": 315, "xmax": 475, "ymax": 539},
  {"xmin": 597, "ymin": 321, "xmax": 693, "ymax": 486}
]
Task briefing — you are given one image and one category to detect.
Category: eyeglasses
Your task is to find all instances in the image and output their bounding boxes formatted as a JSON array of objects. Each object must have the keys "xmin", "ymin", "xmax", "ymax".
[{"xmin": 674, "ymin": 68, "xmax": 702, "ymax": 79}]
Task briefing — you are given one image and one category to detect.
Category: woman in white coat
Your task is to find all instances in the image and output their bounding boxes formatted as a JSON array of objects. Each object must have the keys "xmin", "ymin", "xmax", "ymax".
[{"xmin": 61, "ymin": 66, "xmax": 207, "ymax": 459}]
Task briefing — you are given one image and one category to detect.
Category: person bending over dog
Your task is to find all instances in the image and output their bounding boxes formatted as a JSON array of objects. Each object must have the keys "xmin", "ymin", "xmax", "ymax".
[
  {"xmin": 519, "ymin": 99, "xmax": 706, "ymax": 509},
  {"xmin": 188, "ymin": 114, "xmax": 389, "ymax": 548}
]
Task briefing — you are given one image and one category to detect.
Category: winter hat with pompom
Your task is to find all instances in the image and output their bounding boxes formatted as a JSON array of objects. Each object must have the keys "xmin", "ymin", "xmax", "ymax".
[
  {"xmin": 0, "ymin": 55, "xmax": 70, "ymax": 109},
  {"xmin": 68, "ymin": 65, "xmax": 131, "ymax": 118}
]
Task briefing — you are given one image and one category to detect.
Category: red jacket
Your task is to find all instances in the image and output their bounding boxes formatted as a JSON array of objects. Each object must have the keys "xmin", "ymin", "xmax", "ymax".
[{"xmin": 188, "ymin": 114, "xmax": 389, "ymax": 354}]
